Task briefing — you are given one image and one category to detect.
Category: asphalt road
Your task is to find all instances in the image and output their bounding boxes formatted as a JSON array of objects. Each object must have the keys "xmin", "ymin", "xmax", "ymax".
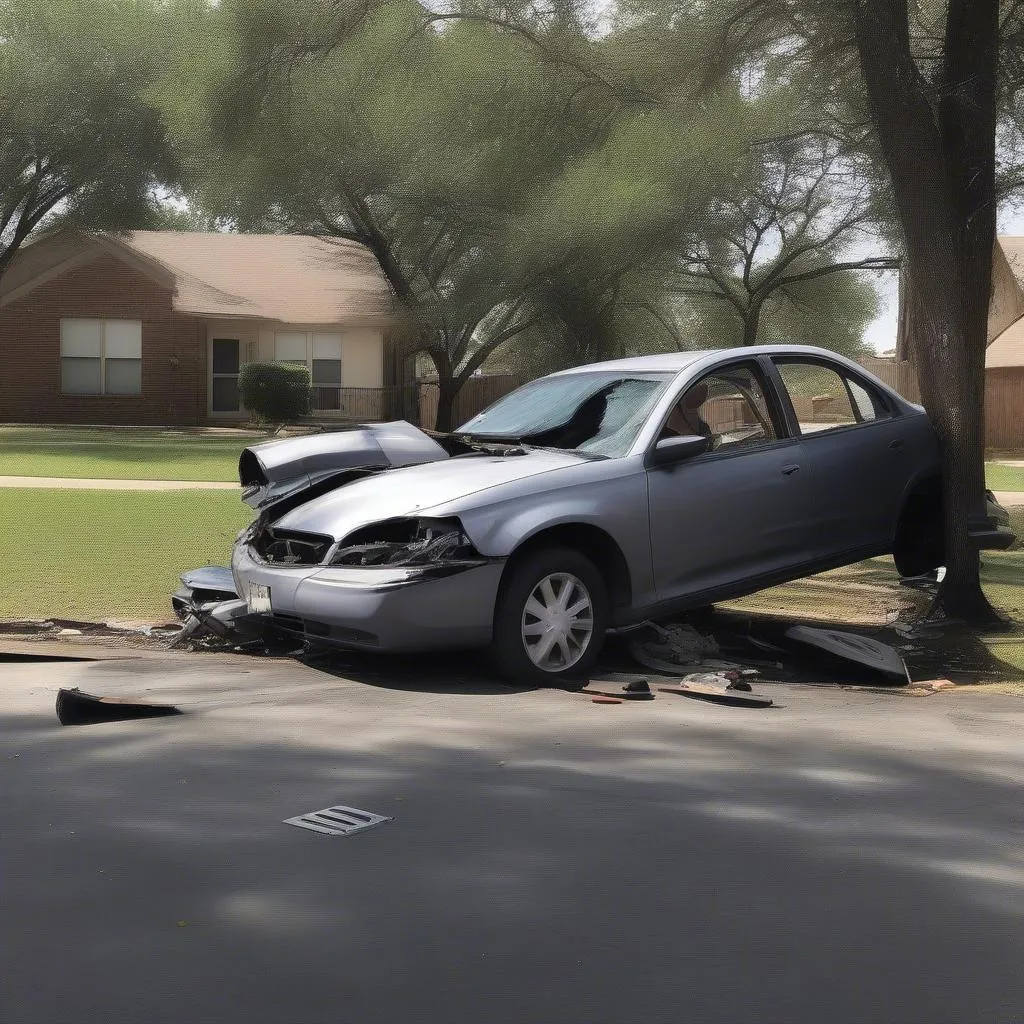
[{"xmin": 2, "ymin": 648, "xmax": 1023, "ymax": 1024}]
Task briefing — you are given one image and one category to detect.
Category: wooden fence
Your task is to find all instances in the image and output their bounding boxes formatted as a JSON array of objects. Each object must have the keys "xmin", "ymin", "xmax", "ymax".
[
  {"xmin": 418, "ymin": 374, "xmax": 527, "ymax": 431},
  {"xmin": 857, "ymin": 356, "xmax": 922, "ymax": 404},
  {"xmin": 857, "ymin": 356, "xmax": 1024, "ymax": 451},
  {"xmin": 985, "ymin": 370, "xmax": 1024, "ymax": 450}
]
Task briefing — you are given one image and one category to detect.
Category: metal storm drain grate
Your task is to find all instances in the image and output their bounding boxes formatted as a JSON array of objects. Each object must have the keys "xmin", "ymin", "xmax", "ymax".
[{"xmin": 283, "ymin": 805, "xmax": 393, "ymax": 836}]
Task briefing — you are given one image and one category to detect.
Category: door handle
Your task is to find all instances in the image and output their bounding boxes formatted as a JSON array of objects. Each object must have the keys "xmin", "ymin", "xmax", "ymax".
[
  {"xmin": 889, "ymin": 438, "xmax": 905, "ymax": 450},
  {"xmin": 782, "ymin": 464, "xmax": 801, "ymax": 476}
]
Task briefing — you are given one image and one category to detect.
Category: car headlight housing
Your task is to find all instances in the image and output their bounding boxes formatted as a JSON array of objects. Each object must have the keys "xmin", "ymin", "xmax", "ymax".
[{"xmin": 327, "ymin": 518, "xmax": 488, "ymax": 578}]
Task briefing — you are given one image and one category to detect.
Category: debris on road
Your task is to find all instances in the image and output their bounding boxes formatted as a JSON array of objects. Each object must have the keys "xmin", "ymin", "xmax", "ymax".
[
  {"xmin": 283, "ymin": 805, "xmax": 392, "ymax": 836},
  {"xmin": 56, "ymin": 688, "xmax": 182, "ymax": 726},
  {"xmin": 591, "ymin": 695, "xmax": 623, "ymax": 704},
  {"xmin": 657, "ymin": 680, "xmax": 773, "ymax": 708},
  {"xmin": 784, "ymin": 625, "xmax": 909, "ymax": 683},
  {"xmin": 581, "ymin": 684, "xmax": 651, "ymax": 700},
  {"xmin": 582, "ymin": 676, "xmax": 654, "ymax": 700},
  {"xmin": 628, "ymin": 622, "xmax": 743, "ymax": 675}
]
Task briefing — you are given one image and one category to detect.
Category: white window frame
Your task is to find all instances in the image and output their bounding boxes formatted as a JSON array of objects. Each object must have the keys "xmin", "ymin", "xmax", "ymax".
[
  {"xmin": 274, "ymin": 331, "xmax": 344, "ymax": 410},
  {"xmin": 60, "ymin": 319, "xmax": 142, "ymax": 396}
]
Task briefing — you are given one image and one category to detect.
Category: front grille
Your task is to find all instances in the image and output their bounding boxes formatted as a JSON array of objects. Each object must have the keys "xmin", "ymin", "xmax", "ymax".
[{"xmin": 252, "ymin": 528, "xmax": 333, "ymax": 566}]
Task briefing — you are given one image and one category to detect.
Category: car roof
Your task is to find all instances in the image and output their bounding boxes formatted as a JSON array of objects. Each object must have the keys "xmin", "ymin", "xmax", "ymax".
[{"xmin": 546, "ymin": 345, "xmax": 868, "ymax": 376}]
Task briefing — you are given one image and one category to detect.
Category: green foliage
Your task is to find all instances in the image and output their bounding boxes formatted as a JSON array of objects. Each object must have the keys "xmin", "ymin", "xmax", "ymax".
[
  {"xmin": 0, "ymin": 0, "xmax": 179, "ymax": 275},
  {"xmin": 238, "ymin": 362, "xmax": 311, "ymax": 425},
  {"xmin": 155, "ymin": 0, "xmax": 887, "ymax": 411}
]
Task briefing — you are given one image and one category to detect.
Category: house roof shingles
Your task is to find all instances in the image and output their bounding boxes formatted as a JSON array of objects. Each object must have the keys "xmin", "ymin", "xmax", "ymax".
[{"xmin": 107, "ymin": 231, "xmax": 395, "ymax": 324}]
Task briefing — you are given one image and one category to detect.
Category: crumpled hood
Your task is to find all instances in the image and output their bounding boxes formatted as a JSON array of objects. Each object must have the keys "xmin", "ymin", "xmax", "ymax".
[
  {"xmin": 274, "ymin": 449, "xmax": 589, "ymax": 540},
  {"xmin": 238, "ymin": 421, "xmax": 449, "ymax": 509}
]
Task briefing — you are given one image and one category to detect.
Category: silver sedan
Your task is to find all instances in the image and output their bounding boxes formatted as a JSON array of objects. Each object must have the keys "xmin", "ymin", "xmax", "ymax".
[{"xmin": 229, "ymin": 345, "xmax": 1013, "ymax": 683}]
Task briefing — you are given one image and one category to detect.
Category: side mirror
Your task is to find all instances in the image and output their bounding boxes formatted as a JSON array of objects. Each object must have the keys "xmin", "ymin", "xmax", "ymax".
[{"xmin": 649, "ymin": 434, "xmax": 711, "ymax": 466}]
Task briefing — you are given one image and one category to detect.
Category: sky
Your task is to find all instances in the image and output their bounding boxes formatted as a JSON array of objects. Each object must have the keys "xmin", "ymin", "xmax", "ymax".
[{"xmin": 862, "ymin": 206, "xmax": 1024, "ymax": 353}]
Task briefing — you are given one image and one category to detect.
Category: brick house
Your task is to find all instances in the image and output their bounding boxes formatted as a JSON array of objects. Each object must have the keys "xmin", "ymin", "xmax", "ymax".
[{"xmin": 0, "ymin": 230, "xmax": 406, "ymax": 426}]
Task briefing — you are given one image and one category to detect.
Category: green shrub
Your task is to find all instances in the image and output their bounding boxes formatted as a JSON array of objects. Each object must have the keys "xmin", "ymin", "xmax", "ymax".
[{"xmin": 238, "ymin": 362, "xmax": 311, "ymax": 424}]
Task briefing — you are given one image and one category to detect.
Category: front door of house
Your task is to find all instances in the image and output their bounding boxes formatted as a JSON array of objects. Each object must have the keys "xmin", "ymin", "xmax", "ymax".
[{"xmin": 211, "ymin": 338, "xmax": 241, "ymax": 413}]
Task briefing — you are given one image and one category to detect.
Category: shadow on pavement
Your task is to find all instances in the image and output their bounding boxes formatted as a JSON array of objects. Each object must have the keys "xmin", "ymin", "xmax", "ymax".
[{"xmin": 3, "ymin": 678, "xmax": 1023, "ymax": 1024}]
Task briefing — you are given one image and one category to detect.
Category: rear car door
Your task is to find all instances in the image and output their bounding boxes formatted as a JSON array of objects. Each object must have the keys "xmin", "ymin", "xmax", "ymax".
[
  {"xmin": 770, "ymin": 357, "xmax": 911, "ymax": 559},
  {"xmin": 646, "ymin": 359, "xmax": 817, "ymax": 603}
]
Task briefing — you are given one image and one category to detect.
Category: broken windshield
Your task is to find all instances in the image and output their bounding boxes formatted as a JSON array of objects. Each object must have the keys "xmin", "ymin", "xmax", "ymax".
[{"xmin": 456, "ymin": 371, "xmax": 674, "ymax": 457}]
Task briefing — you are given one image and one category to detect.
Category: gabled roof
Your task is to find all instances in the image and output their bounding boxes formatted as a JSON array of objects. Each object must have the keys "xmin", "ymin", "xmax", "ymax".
[
  {"xmin": 999, "ymin": 235, "xmax": 1024, "ymax": 286},
  {"xmin": 987, "ymin": 316, "xmax": 1024, "ymax": 368},
  {"xmin": 1, "ymin": 230, "xmax": 395, "ymax": 324}
]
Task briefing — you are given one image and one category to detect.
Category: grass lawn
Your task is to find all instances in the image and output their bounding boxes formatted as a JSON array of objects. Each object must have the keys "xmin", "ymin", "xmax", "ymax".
[
  {"xmin": 0, "ymin": 426, "xmax": 276, "ymax": 482},
  {"xmin": 727, "ymin": 508, "xmax": 1024, "ymax": 682},
  {"xmin": 0, "ymin": 488, "xmax": 252, "ymax": 622},
  {"xmin": 986, "ymin": 463, "xmax": 1024, "ymax": 492}
]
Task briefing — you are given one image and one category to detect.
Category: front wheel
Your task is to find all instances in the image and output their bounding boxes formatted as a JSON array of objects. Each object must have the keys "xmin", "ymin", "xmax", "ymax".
[{"xmin": 488, "ymin": 547, "xmax": 608, "ymax": 685}]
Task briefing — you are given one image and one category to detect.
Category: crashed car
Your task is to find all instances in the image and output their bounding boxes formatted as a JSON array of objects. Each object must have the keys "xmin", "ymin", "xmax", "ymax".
[{"xmin": 180, "ymin": 344, "xmax": 1014, "ymax": 683}]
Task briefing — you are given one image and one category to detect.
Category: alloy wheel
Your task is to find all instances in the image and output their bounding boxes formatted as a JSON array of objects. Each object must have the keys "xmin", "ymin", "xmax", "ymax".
[{"xmin": 520, "ymin": 572, "xmax": 594, "ymax": 672}]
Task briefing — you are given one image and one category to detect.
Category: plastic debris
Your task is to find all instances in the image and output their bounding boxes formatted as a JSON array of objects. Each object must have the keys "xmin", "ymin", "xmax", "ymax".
[
  {"xmin": 658, "ymin": 682, "xmax": 773, "ymax": 708},
  {"xmin": 56, "ymin": 688, "xmax": 182, "ymax": 726},
  {"xmin": 629, "ymin": 622, "xmax": 741, "ymax": 675},
  {"xmin": 785, "ymin": 626, "xmax": 908, "ymax": 682}
]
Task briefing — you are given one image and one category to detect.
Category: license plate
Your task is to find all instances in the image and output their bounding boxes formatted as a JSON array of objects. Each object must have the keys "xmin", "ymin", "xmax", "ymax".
[{"xmin": 248, "ymin": 583, "xmax": 272, "ymax": 614}]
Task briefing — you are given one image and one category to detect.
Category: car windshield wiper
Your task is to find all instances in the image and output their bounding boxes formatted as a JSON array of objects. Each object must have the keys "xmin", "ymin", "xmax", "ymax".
[{"xmin": 457, "ymin": 432, "xmax": 524, "ymax": 445}]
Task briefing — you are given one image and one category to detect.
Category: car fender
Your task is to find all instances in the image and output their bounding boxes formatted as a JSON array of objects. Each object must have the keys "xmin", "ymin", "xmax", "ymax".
[{"xmin": 435, "ymin": 464, "xmax": 656, "ymax": 609}]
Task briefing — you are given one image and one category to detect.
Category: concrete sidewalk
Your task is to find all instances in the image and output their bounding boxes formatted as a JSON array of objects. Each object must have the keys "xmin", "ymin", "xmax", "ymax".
[
  {"xmin": 993, "ymin": 490, "xmax": 1024, "ymax": 507},
  {"xmin": 1, "ymin": 475, "xmax": 1022, "ymax": 505},
  {"xmin": 0, "ymin": 475, "xmax": 237, "ymax": 490}
]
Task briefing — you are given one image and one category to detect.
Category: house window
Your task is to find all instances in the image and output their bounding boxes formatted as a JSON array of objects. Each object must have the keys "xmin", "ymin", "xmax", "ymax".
[
  {"xmin": 275, "ymin": 332, "xmax": 343, "ymax": 412},
  {"xmin": 211, "ymin": 339, "xmax": 241, "ymax": 413},
  {"xmin": 60, "ymin": 319, "xmax": 142, "ymax": 395}
]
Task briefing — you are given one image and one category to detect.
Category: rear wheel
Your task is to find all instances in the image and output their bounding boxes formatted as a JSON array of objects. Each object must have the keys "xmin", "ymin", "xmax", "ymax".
[{"xmin": 488, "ymin": 547, "xmax": 608, "ymax": 685}]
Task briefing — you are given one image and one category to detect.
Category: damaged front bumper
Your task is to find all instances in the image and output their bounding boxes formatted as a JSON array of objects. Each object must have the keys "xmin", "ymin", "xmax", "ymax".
[{"xmin": 230, "ymin": 542, "xmax": 506, "ymax": 651}]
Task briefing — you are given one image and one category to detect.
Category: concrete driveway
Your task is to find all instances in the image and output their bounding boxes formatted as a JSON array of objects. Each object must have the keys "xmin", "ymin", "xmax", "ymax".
[{"xmin": 3, "ymin": 648, "xmax": 1023, "ymax": 1024}]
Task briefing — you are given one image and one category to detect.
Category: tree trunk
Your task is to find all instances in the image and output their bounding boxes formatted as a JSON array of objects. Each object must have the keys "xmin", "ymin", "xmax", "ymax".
[
  {"xmin": 433, "ymin": 377, "xmax": 459, "ymax": 433},
  {"xmin": 853, "ymin": 0, "xmax": 1001, "ymax": 624},
  {"xmin": 741, "ymin": 298, "xmax": 763, "ymax": 346},
  {"xmin": 904, "ymin": 279, "xmax": 996, "ymax": 622}
]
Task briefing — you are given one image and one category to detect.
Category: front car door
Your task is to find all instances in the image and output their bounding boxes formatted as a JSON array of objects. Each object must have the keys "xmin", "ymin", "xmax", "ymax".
[
  {"xmin": 769, "ymin": 355, "xmax": 911, "ymax": 560},
  {"xmin": 645, "ymin": 358, "xmax": 817, "ymax": 606}
]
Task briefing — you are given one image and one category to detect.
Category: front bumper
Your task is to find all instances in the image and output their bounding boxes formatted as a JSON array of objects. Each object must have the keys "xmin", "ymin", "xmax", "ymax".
[{"xmin": 231, "ymin": 542, "xmax": 505, "ymax": 651}]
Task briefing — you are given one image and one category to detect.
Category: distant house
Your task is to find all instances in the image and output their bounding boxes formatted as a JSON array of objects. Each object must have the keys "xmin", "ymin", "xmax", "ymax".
[
  {"xmin": 984, "ymin": 237, "xmax": 1024, "ymax": 448},
  {"xmin": 987, "ymin": 236, "xmax": 1024, "ymax": 367},
  {"xmin": 0, "ymin": 230, "xmax": 407, "ymax": 426}
]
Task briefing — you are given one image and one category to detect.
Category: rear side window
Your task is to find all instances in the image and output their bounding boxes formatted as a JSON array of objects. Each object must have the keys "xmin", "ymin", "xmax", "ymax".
[{"xmin": 774, "ymin": 360, "xmax": 890, "ymax": 435}]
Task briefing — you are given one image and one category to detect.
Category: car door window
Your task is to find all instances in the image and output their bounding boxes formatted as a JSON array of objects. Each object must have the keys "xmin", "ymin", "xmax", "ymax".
[
  {"xmin": 773, "ymin": 360, "xmax": 891, "ymax": 435},
  {"xmin": 660, "ymin": 365, "xmax": 779, "ymax": 451}
]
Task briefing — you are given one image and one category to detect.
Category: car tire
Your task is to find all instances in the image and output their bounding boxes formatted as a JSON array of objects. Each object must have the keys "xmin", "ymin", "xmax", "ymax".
[{"xmin": 488, "ymin": 546, "xmax": 608, "ymax": 685}]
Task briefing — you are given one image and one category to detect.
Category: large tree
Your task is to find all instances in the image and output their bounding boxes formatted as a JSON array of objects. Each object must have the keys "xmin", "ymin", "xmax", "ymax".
[
  {"xmin": 0, "ymin": 0, "xmax": 178, "ymax": 283},
  {"xmin": 698, "ymin": 0, "xmax": 1024, "ymax": 621},
  {"xmin": 161, "ymin": 0, "xmax": 607, "ymax": 429},
  {"xmin": 675, "ymin": 125, "xmax": 895, "ymax": 348}
]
